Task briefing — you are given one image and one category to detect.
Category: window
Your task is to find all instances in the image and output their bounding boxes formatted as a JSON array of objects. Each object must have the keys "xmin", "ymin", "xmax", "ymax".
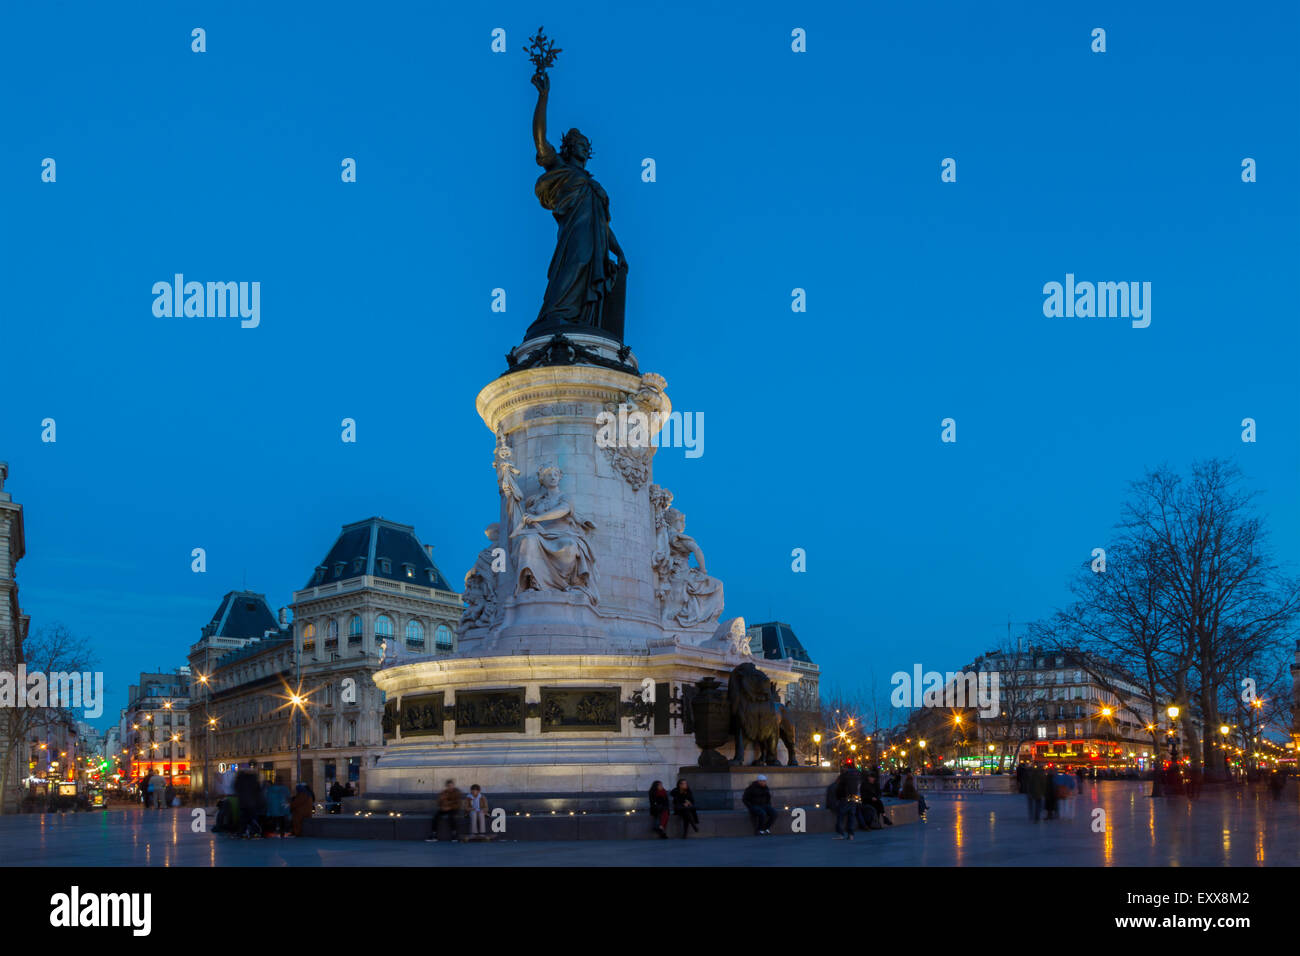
[
  {"xmin": 402, "ymin": 563, "xmax": 415, "ymax": 578},
  {"xmin": 323, "ymin": 720, "xmax": 332, "ymax": 748},
  {"xmin": 333, "ymin": 562, "xmax": 346, "ymax": 578},
  {"xmin": 375, "ymin": 615, "xmax": 393, "ymax": 640},
  {"xmin": 435, "ymin": 624, "xmax": 453, "ymax": 650},
  {"xmin": 379, "ymin": 557, "xmax": 391, "ymax": 574},
  {"xmin": 303, "ymin": 622, "xmax": 316, "ymax": 650},
  {"xmin": 353, "ymin": 557, "xmax": 365, "ymax": 574},
  {"xmin": 405, "ymin": 620, "xmax": 425, "ymax": 647},
  {"xmin": 348, "ymin": 615, "xmax": 363, "ymax": 643},
  {"xmin": 426, "ymin": 569, "xmax": 437, "ymax": 585},
  {"xmin": 348, "ymin": 720, "xmax": 357, "ymax": 747},
  {"xmin": 326, "ymin": 619, "xmax": 338, "ymax": 642}
]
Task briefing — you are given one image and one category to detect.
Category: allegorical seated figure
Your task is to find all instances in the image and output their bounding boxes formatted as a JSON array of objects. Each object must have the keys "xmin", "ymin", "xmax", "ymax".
[
  {"xmin": 511, "ymin": 466, "xmax": 599, "ymax": 604},
  {"xmin": 661, "ymin": 508, "xmax": 723, "ymax": 628}
]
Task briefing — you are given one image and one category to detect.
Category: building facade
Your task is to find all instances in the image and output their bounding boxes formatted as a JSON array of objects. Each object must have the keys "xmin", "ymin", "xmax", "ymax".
[
  {"xmin": 123, "ymin": 669, "xmax": 192, "ymax": 792},
  {"xmin": 288, "ymin": 517, "xmax": 461, "ymax": 797},
  {"xmin": 903, "ymin": 646, "xmax": 1191, "ymax": 773},
  {"xmin": 186, "ymin": 520, "xmax": 462, "ymax": 800},
  {"xmin": 0, "ymin": 463, "xmax": 30, "ymax": 811},
  {"xmin": 186, "ymin": 590, "xmax": 290, "ymax": 798}
]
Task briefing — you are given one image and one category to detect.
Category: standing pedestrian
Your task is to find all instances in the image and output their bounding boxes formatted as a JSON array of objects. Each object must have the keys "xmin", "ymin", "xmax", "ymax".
[
  {"xmin": 149, "ymin": 772, "xmax": 166, "ymax": 811},
  {"xmin": 289, "ymin": 782, "xmax": 313, "ymax": 837},
  {"xmin": 833, "ymin": 760, "xmax": 862, "ymax": 840},
  {"xmin": 1027, "ymin": 764, "xmax": 1046, "ymax": 822},
  {"xmin": 233, "ymin": 763, "xmax": 263, "ymax": 838},
  {"xmin": 1044, "ymin": 766, "xmax": 1060, "ymax": 820},
  {"xmin": 264, "ymin": 779, "xmax": 290, "ymax": 837}
]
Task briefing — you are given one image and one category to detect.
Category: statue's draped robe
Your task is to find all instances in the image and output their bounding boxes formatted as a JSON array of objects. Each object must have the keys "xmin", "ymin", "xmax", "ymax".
[
  {"xmin": 513, "ymin": 491, "xmax": 599, "ymax": 604},
  {"xmin": 532, "ymin": 153, "xmax": 618, "ymax": 333}
]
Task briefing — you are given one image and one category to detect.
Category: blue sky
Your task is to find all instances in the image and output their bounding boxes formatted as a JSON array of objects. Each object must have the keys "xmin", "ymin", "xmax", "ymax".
[{"xmin": 1, "ymin": 2, "xmax": 1296, "ymax": 730}]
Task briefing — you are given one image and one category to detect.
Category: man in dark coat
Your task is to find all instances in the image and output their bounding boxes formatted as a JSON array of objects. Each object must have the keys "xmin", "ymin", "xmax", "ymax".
[
  {"xmin": 833, "ymin": 761, "xmax": 863, "ymax": 840},
  {"xmin": 670, "ymin": 779, "xmax": 700, "ymax": 837},
  {"xmin": 1027, "ymin": 765, "xmax": 1047, "ymax": 822},
  {"xmin": 233, "ymin": 763, "xmax": 264, "ymax": 838},
  {"xmin": 742, "ymin": 775, "xmax": 776, "ymax": 835}
]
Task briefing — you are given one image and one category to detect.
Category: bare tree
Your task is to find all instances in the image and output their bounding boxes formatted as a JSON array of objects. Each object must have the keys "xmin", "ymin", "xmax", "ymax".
[
  {"xmin": 0, "ymin": 623, "xmax": 98, "ymax": 813},
  {"xmin": 1035, "ymin": 459, "xmax": 1300, "ymax": 791},
  {"xmin": 1123, "ymin": 460, "xmax": 1300, "ymax": 777}
]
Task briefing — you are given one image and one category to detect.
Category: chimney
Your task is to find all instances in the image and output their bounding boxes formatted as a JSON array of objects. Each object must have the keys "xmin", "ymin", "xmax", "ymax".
[
  {"xmin": 278, "ymin": 607, "xmax": 288, "ymax": 628},
  {"xmin": 424, "ymin": 545, "xmax": 434, "ymax": 559}
]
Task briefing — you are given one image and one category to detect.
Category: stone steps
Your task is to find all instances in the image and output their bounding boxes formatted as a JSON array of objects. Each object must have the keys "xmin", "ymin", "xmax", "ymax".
[{"xmin": 302, "ymin": 799, "xmax": 919, "ymax": 840}]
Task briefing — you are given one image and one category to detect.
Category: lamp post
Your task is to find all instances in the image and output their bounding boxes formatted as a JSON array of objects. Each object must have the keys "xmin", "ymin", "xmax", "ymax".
[
  {"xmin": 1219, "ymin": 725, "xmax": 1232, "ymax": 783},
  {"xmin": 812, "ymin": 733, "xmax": 822, "ymax": 767},
  {"xmin": 196, "ymin": 672, "xmax": 211, "ymax": 805}
]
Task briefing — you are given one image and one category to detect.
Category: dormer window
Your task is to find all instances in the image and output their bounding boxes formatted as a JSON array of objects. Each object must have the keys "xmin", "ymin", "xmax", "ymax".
[
  {"xmin": 426, "ymin": 569, "xmax": 436, "ymax": 584},
  {"xmin": 333, "ymin": 562, "xmax": 346, "ymax": 578},
  {"xmin": 379, "ymin": 557, "xmax": 392, "ymax": 574},
  {"xmin": 313, "ymin": 566, "xmax": 327, "ymax": 585},
  {"xmin": 353, "ymin": 557, "xmax": 365, "ymax": 574},
  {"xmin": 401, "ymin": 563, "xmax": 414, "ymax": 578}
]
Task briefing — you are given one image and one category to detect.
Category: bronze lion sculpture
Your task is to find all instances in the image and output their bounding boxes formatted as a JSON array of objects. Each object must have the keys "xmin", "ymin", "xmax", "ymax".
[{"xmin": 727, "ymin": 662, "xmax": 798, "ymax": 766}]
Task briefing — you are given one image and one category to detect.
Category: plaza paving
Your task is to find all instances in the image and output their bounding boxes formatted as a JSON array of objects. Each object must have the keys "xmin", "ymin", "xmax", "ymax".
[{"xmin": 0, "ymin": 782, "xmax": 1295, "ymax": 866}]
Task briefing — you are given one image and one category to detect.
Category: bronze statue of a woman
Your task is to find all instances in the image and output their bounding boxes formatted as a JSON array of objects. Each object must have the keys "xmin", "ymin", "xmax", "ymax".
[{"xmin": 525, "ymin": 66, "xmax": 628, "ymax": 344}]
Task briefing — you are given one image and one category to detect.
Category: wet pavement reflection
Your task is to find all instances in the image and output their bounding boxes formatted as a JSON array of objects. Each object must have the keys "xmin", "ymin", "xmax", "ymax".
[{"xmin": 0, "ymin": 782, "xmax": 1294, "ymax": 867}]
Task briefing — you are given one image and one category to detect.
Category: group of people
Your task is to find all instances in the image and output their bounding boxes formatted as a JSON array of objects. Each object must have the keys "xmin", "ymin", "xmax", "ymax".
[
  {"xmin": 425, "ymin": 780, "xmax": 492, "ymax": 842},
  {"xmin": 214, "ymin": 762, "xmax": 316, "ymax": 838},
  {"xmin": 327, "ymin": 780, "xmax": 356, "ymax": 813},
  {"xmin": 827, "ymin": 761, "xmax": 916, "ymax": 840},
  {"xmin": 1016, "ymin": 763, "xmax": 1079, "ymax": 821},
  {"xmin": 643, "ymin": 761, "xmax": 926, "ymax": 839},
  {"xmin": 648, "ymin": 779, "xmax": 701, "ymax": 837},
  {"xmin": 137, "ymin": 773, "xmax": 177, "ymax": 810}
]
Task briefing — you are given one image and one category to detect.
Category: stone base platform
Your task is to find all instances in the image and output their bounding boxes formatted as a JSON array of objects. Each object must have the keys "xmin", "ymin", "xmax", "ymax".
[
  {"xmin": 302, "ymin": 798, "xmax": 918, "ymax": 841},
  {"xmin": 677, "ymin": 765, "xmax": 841, "ymax": 810}
]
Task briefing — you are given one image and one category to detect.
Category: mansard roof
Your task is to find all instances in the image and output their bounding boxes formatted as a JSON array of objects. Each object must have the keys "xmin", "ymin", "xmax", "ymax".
[
  {"xmin": 202, "ymin": 591, "xmax": 281, "ymax": 641},
  {"xmin": 306, "ymin": 517, "xmax": 454, "ymax": 592},
  {"xmin": 748, "ymin": 621, "xmax": 814, "ymax": 664}
]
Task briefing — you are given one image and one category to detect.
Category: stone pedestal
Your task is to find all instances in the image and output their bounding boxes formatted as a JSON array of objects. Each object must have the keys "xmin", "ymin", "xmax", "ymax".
[
  {"xmin": 677, "ymin": 766, "xmax": 840, "ymax": 811},
  {"xmin": 365, "ymin": 356, "xmax": 811, "ymax": 811}
]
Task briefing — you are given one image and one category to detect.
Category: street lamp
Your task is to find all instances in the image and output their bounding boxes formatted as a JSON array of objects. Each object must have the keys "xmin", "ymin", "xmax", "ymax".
[{"xmin": 812, "ymin": 732, "xmax": 822, "ymax": 767}]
